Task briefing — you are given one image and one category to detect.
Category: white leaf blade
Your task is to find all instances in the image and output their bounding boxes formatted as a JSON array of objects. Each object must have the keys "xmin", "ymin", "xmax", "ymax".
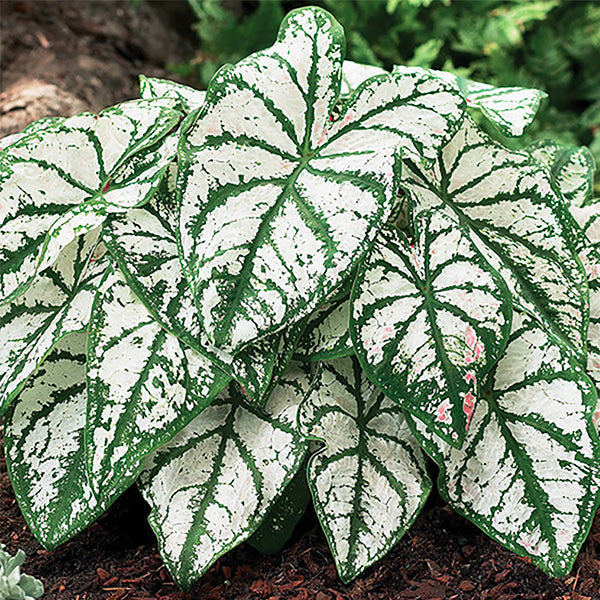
[
  {"xmin": 351, "ymin": 210, "xmax": 511, "ymax": 445},
  {"xmin": 406, "ymin": 313, "xmax": 600, "ymax": 577},
  {"xmin": 4, "ymin": 332, "xmax": 115, "ymax": 549},
  {"xmin": 395, "ymin": 66, "xmax": 547, "ymax": 138},
  {"xmin": 85, "ymin": 263, "xmax": 229, "ymax": 500},
  {"xmin": 104, "ymin": 199, "xmax": 297, "ymax": 402},
  {"xmin": 0, "ymin": 232, "xmax": 107, "ymax": 416},
  {"xmin": 179, "ymin": 8, "xmax": 465, "ymax": 352},
  {"xmin": 529, "ymin": 141, "xmax": 595, "ymax": 208},
  {"xmin": 402, "ymin": 117, "xmax": 588, "ymax": 359},
  {"xmin": 138, "ymin": 365, "xmax": 309, "ymax": 589},
  {"xmin": 0, "ymin": 99, "xmax": 181, "ymax": 305},
  {"xmin": 299, "ymin": 356, "xmax": 431, "ymax": 582}
]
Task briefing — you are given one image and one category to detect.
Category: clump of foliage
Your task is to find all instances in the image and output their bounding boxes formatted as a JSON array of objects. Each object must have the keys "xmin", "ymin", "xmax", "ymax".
[
  {"xmin": 1, "ymin": 6, "xmax": 599, "ymax": 591},
  {"xmin": 0, "ymin": 547, "xmax": 43, "ymax": 600},
  {"xmin": 181, "ymin": 0, "xmax": 600, "ymax": 187}
]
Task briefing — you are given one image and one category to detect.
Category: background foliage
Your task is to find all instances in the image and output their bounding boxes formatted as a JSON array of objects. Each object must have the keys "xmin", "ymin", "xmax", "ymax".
[{"xmin": 179, "ymin": 0, "xmax": 600, "ymax": 187}]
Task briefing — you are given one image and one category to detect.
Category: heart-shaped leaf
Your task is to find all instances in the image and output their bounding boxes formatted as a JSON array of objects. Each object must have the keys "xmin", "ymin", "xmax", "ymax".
[
  {"xmin": 178, "ymin": 7, "xmax": 465, "ymax": 352},
  {"xmin": 407, "ymin": 313, "xmax": 600, "ymax": 577},
  {"xmin": 0, "ymin": 98, "xmax": 181, "ymax": 305},
  {"xmin": 402, "ymin": 117, "xmax": 587, "ymax": 360},
  {"xmin": 299, "ymin": 356, "xmax": 431, "ymax": 582},
  {"xmin": 138, "ymin": 364, "xmax": 310, "ymax": 590},
  {"xmin": 351, "ymin": 209, "xmax": 511, "ymax": 445},
  {"xmin": 4, "ymin": 332, "xmax": 118, "ymax": 549},
  {"xmin": 526, "ymin": 141, "xmax": 600, "ymax": 384},
  {"xmin": 85, "ymin": 262, "xmax": 230, "ymax": 500},
  {"xmin": 104, "ymin": 192, "xmax": 303, "ymax": 402},
  {"xmin": 0, "ymin": 232, "xmax": 107, "ymax": 417}
]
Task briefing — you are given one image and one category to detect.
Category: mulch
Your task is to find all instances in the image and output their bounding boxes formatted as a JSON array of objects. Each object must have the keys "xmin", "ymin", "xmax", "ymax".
[
  {"xmin": 2, "ymin": 439, "xmax": 600, "ymax": 600},
  {"xmin": 2, "ymin": 1, "xmax": 600, "ymax": 598}
]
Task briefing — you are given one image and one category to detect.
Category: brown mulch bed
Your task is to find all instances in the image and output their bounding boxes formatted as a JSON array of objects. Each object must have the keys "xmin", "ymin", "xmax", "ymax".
[
  {"xmin": 2, "ymin": 1, "xmax": 600, "ymax": 599},
  {"xmin": 2, "ymin": 439, "xmax": 600, "ymax": 600}
]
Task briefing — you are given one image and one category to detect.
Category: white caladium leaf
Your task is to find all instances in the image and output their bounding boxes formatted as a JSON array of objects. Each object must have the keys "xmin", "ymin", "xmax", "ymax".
[
  {"xmin": 526, "ymin": 142, "xmax": 600, "ymax": 382},
  {"xmin": 104, "ymin": 197, "xmax": 301, "ymax": 402},
  {"xmin": 396, "ymin": 66, "xmax": 546, "ymax": 138},
  {"xmin": 0, "ymin": 232, "xmax": 107, "ymax": 417},
  {"xmin": 4, "ymin": 332, "xmax": 117, "ymax": 549},
  {"xmin": 351, "ymin": 209, "xmax": 511, "ymax": 445},
  {"xmin": 455, "ymin": 78, "xmax": 546, "ymax": 138},
  {"xmin": 402, "ymin": 117, "xmax": 587, "ymax": 360},
  {"xmin": 340, "ymin": 60, "xmax": 387, "ymax": 96},
  {"xmin": 407, "ymin": 312, "xmax": 600, "ymax": 577},
  {"xmin": 579, "ymin": 245, "xmax": 600, "ymax": 388},
  {"xmin": 294, "ymin": 298, "xmax": 353, "ymax": 362},
  {"xmin": 138, "ymin": 364, "xmax": 310, "ymax": 590},
  {"xmin": 139, "ymin": 75, "xmax": 207, "ymax": 113},
  {"xmin": 179, "ymin": 7, "xmax": 466, "ymax": 352},
  {"xmin": 299, "ymin": 356, "xmax": 431, "ymax": 583},
  {"xmin": 0, "ymin": 98, "xmax": 181, "ymax": 305},
  {"xmin": 528, "ymin": 140, "xmax": 595, "ymax": 208},
  {"xmin": 85, "ymin": 263, "xmax": 230, "ymax": 501},
  {"xmin": 0, "ymin": 117, "xmax": 65, "ymax": 150}
]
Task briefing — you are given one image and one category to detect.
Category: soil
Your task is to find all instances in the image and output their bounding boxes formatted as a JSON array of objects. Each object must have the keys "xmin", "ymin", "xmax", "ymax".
[{"xmin": 1, "ymin": 1, "xmax": 600, "ymax": 599}]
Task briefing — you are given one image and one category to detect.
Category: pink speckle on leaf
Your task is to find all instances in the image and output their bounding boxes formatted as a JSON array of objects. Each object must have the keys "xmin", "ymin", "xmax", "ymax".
[
  {"xmin": 316, "ymin": 127, "xmax": 329, "ymax": 147},
  {"xmin": 464, "ymin": 371, "xmax": 476, "ymax": 384},
  {"xmin": 463, "ymin": 392, "xmax": 475, "ymax": 429},
  {"xmin": 465, "ymin": 325, "xmax": 476, "ymax": 349},
  {"xmin": 436, "ymin": 399, "xmax": 451, "ymax": 423},
  {"xmin": 102, "ymin": 180, "xmax": 111, "ymax": 193}
]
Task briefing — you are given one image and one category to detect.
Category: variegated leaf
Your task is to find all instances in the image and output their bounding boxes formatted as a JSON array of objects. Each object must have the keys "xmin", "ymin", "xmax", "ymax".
[
  {"xmin": 85, "ymin": 262, "xmax": 230, "ymax": 500},
  {"xmin": 529, "ymin": 140, "xmax": 595, "ymax": 208},
  {"xmin": 104, "ymin": 197, "xmax": 300, "ymax": 402},
  {"xmin": 299, "ymin": 356, "xmax": 431, "ymax": 582},
  {"xmin": 526, "ymin": 141, "xmax": 599, "ymax": 382},
  {"xmin": 0, "ymin": 117, "xmax": 65, "ymax": 150},
  {"xmin": 4, "ymin": 332, "xmax": 117, "ymax": 549},
  {"xmin": 0, "ymin": 232, "xmax": 107, "ymax": 417},
  {"xmin": 340, "ymin": 61, "xmax": 387, "ymax": 96},
  {"xmin": 396, "ymin": 66, "xmax": 546, "ymax": 138},
  {"xmin": 575, "ymin": 207, "xmax": 600, "ymax": 388},
  {"xmin": 294, "ymin": 298, "xmax": 353, "ymax": 362},
  {"xmin": 580, "ymin": 245, "xmax": 600, "ymax": 388},
  {"xmin": 407, "ymin": 312, "xmax": 600, "ymax": 577},
  {"xmin": 456, "ymin": 78, "xmax": 546, "ymax": 138},
  {"xmin": 139, "ymin": 75, "xmax": 207, "ymax": 113},
  {"xmin": 138, "ymin": 365, "xmax": 310, "ymax": 590},
  {"xmin": 402, "ymin": 117, "xmax": 587, "ymax": 360},
  {"xmin": 351, "ymin": 209, "xmax": 511, "ymax": 445},
  {"xmin": 179, "ymin": 7, "xmax": 465, "ymax": 352},
  {"xmin": 0, "ymin": 98, "xmax": 181, "ymax": 305}
]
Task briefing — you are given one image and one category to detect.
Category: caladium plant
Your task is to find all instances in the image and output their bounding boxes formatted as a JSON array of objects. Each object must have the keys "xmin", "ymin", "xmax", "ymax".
[{"xmin": 0, "ymin": 5, "xmax": 599, "ymax": 591}]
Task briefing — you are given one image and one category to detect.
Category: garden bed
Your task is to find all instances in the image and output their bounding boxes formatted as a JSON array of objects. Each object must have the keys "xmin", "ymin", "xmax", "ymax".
[{"xmin": 3, "ymin": 440, "xmax": 598, "ymax": 600}]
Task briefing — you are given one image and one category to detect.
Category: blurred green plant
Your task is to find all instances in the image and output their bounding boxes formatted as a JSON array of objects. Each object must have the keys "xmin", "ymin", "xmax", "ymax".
[
  {"xmin": 179, "ymin": 0, "xmax": 600, "ymax": 185},
  {"xmin": 0, "ymin": 546, "xmax": 43, "ymax": 600}
]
